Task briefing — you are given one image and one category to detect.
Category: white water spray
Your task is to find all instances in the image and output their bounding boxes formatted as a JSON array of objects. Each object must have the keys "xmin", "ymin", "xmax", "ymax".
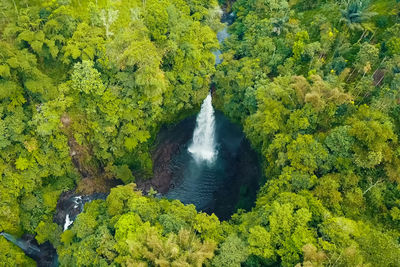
[
  {"xmin": 188, "ymin": 93, "xmax": 217, "ymax": 162},
  {"xmin": 63, "ymin": 214, "xmax": 73, "ymax": 231}
]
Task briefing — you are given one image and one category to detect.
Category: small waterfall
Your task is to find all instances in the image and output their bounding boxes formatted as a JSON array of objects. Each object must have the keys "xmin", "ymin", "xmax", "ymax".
[
  {"xmin": 63, "ymin": 214, "xmax": 73, "ymax": 231},
  {"xmin": 0, "ymin": 232, "xmax": 40, "ymax": 255},
  {"xmin": 188, "ymin": 93, "xmax": 217, "ymax": 162},
  {"xmin": 1, "ymin": 232, "xmax": 58, "ymax": 266},
  {"xmin": 62, "ymin": 196, "xmax": 82, "ymax": 231}
]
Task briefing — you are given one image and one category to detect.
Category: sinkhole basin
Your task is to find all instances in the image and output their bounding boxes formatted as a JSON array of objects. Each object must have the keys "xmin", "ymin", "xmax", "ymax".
[{"xmin": 152, "ymin": 111, "xmax": 261, "ymax": 220}]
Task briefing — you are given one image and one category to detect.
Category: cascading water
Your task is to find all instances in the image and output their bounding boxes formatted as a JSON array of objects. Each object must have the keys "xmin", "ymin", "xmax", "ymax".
[
  {"xmin": 153, "ymin": 10, "xmax": 259, "ymax": 220},
  {"xmin": 188, "ymin": 93, "xmax": 217, "ymax": 162},
  {"xmin": 62, "ymin": 196, "xmax": 83, "ymax": 231},
  {"xmin": 63, "ymin": 214, "xmax": 73, "ymax": 231},
  {"xmin": 187, "ymin": 14, "xmax": 231, "ymax": 162},
  {"xmin": 0, "ymin": 231, "xmax": 58, "ymax": 266},
  {"xmin": 0, "ymin": 232, "xmax": 40, "ymax": 255}
]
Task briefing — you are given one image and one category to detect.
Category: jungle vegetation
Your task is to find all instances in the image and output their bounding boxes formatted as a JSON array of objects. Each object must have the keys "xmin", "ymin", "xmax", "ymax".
[{"xmin": 1, "ymin": 0, "xmax": 400, "ymax": 266}]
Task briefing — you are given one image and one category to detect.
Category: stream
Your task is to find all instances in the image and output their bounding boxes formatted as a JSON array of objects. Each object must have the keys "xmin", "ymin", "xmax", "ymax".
[
  {"xmin": 157, "ymin": 10, "xmax": 260, "ymax": 220},
  {"xmin": 140, "ymin": 10, "xmax": 260, "ymax": 220},
  {"xmin": 0, "ymin": 8, "xmax": 260, "ymax": 266}
]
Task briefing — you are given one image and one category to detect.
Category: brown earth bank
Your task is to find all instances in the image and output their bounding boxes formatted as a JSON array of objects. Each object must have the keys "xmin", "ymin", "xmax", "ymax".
[
  {"xmin": 54, "ymin": 115, "xmax": 195, "ymax": 229},
  {"xmin": 136, "ymin": 110, "xmax": 261, "ymax": 220},
  {"xmin": 136, "ymin": 116, "xmax": 196, "ymax": 195},
  {"xmin": 55, "ymin": 3, "xmax": 237, "ymax": 214}
]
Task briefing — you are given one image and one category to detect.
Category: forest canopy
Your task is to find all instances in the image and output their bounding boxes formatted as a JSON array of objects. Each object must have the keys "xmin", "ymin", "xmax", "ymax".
[{"xmin": 1, "ymin": 0, "xmax": 400, "ymax": 266}]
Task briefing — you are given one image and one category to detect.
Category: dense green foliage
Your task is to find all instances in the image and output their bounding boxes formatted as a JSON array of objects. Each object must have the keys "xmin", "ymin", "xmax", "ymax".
[
  {"xmin": 0, "ymin": 0, "xmax": 220, "ymax": 264},
  {"xmin": 214, "ymin": 0, "xmax": 400, "ymax": 265},
  {"xmin": 1, "ymin": 0, "xmax": 400, "ymax": 266},
  {"xmin": 58, "ymin": 184, "xmax": 222, "ymax": 266}
]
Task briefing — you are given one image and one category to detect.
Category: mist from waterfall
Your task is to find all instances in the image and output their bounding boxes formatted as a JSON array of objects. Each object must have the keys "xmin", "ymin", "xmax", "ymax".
[{"xmin": 188, "ymin": 93, "xmax": 217, "ymax": 163}]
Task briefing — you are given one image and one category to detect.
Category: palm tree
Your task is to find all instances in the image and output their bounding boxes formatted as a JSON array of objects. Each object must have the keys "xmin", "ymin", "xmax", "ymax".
[{"xmin": 340, "ymin": 0, "xmax": 376, "ymax": 32}]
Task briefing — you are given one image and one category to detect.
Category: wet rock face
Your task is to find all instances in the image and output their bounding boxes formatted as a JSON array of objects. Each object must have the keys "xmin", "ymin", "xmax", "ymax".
[
  {"xmin": 0, "ymin": 232, "xmax": 57, "ymax": 267},
  {"xmin": 140, "ymin": 112, "xmax": 261, "ymax": 220},
  {"xmin": 221, "ymin": 11, "xmax": 235, "ymax": 25},
  {"xmin": 54, "ymin": 191, "xmax": 107, "ymax": 229},
  {"xmin": 53, "ymin": 191, "xmax": 79, "ymax": 226},
  {"xmin": 137, "ymin": 116, "xmax": 196, "ymax": 194},
  {"xmin": 150, "ymin": 141, "xmax": 181, "ymax": 193},
  {"xmin": 21, "ymin": 236, "xmax": 57, "ymax": 267}
]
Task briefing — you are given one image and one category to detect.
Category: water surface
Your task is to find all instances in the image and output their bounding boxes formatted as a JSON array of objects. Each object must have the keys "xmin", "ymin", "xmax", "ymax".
[{"xmin": 164, "ymin": 111, "xmax": 260, "ymax": 220}]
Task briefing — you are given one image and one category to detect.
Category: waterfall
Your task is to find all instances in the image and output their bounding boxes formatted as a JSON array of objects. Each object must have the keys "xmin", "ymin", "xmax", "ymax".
[
  {"xmin": 63, "ymin": 214, "xmax": 73, "ymax": 231},
  {"xmin": 0, "ymin": 232, "xmax": 40, "ymax": 255},
  {"xmin": 188, "ymin": 93, "xmax": 217, "ymax": 162}
]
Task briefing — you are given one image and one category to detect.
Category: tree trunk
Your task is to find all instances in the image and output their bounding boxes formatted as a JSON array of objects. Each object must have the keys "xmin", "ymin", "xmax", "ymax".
[{"xmin": 363, "ymin": 179, "xmax": 382, "ymax": 195}]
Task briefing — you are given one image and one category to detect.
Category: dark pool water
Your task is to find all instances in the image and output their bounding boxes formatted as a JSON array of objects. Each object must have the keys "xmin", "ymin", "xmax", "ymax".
[{"xmin": 162, "ymin": 111, "xmax": 260, "ymax": 220}]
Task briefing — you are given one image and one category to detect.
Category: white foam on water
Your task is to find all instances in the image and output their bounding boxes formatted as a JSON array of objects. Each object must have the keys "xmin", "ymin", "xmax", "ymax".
[
  {"xmin": 63, "ymin": 214, "xmax": 73, "ymax": 231},
  {"xmin": 188, "ymin": 94, "xmax": 217, "ymax": 163}
]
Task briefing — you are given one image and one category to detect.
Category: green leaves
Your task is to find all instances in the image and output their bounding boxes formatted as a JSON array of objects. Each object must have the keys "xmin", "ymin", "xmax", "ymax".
[
  {"xmin": 1, "ymin": 1, "xmax": 400, "ymax": 267},
  {"xmin": 0, "ymin": 236, "xmax": 35, "ymax": 266},
  {"xmin": 113, "ymin": 164, "xmax": 135, "ymax": 184},
  {"xmin": 123, "ymin": 128, "xmax": 151, "ymax": 151},
  {"xmin": 58, "ymin": 184, "xmax": 219, "ymax": 266},
  {"xmin": 212, "ymin": 234, "xmax": 248, "ymax": 267},
  {"xmin": 0, "ymin": 65, "xmax": 10, "ymax": 78},
  {"xmin": 15, "ymin": 157, "xmax": 31, "ymax": 170},
  {"xmin": 35, "ymin": 221, "xmax": 61, "ymax": 246},
  {"xmin": 63, "ymin": 23, "xmax": 105, "ymax": 64},
  {"xmin": 347, "ymin": 105, "xmax": 396, "ymax": 168},
  {"xmin": 71, "ymin": 60, "xmax": 105, "ymax": 95},
  {"xmin": 248, "ymin": 226, "xmax": 273, "ymax": 259},
  {"xmin": 287, "ymin": 134, "xmax": 328, "ymax": 173}
]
